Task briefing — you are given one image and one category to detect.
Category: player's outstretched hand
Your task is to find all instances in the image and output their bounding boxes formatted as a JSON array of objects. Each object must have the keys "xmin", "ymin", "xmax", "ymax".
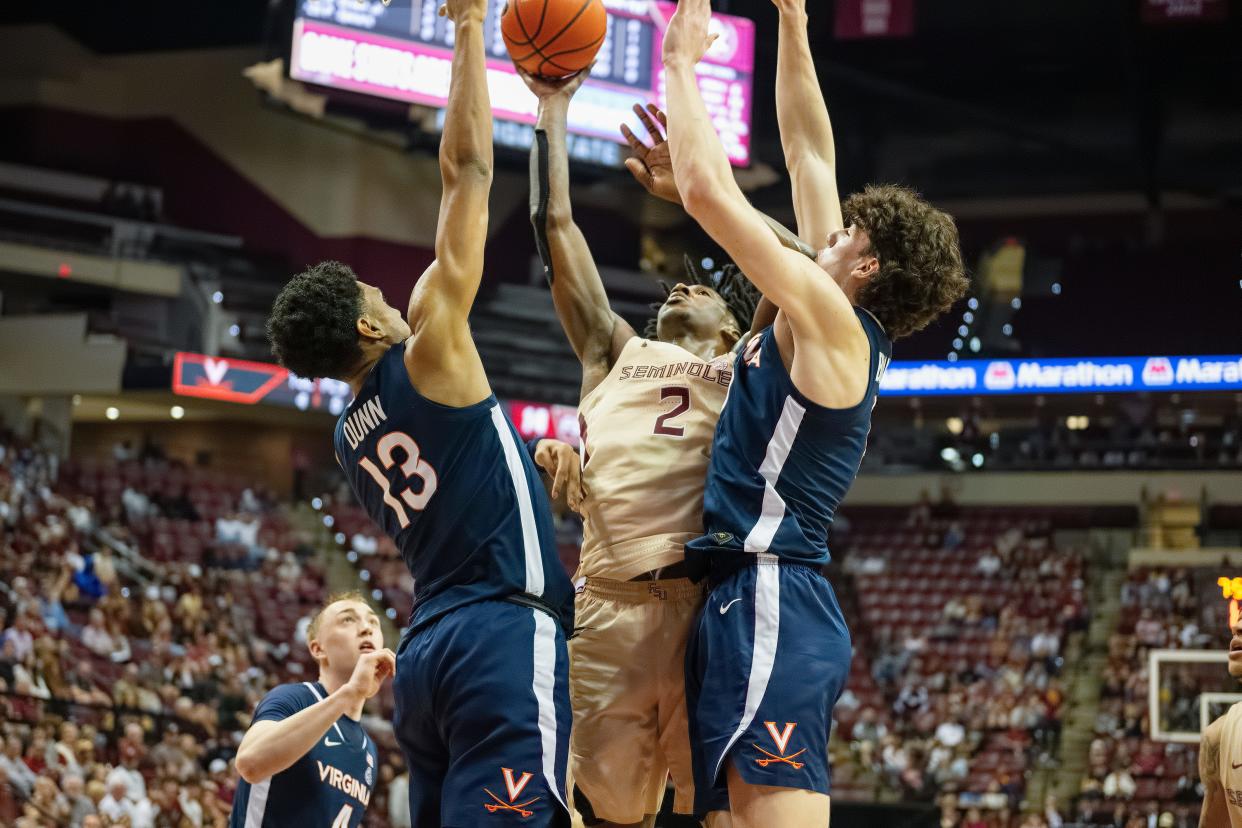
[
  {"xmin": 345, "ymin": 648, "xmax": 396, "ymax": 701},
  {"xmin": 438, "ymin": 0, "xmax": 487, "ymax": 24},
  {"xmin": 621, "ymin": 104, "xmax": 681, "ymax": 205},
  {"xmin": 517, "ymin": 64, "xmax": 592, "ymax": 104},
  {"xmin": 662, "ymin": 0, "xmax": 717, "ymax": 68},
  {"xmin": 533, "ymin": 439, "xmax": 585, "ymax": 514}
]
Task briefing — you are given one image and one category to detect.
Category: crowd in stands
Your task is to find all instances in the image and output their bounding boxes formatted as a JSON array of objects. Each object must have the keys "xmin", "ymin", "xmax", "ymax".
[
  {"xmin": 0, "ymin": 433, "xmax": 411, "ymax": 826},
  {"xmin": 3, "ymin": 422, "xmax": 1227, "ymax": 827},
  {"xmin": 826, "ymin": 498, "xmax": 1090, "ymax": 827},
  {"xmin": 1071, "ymin": 566, "xmax": 1230, "ymax": 827},
  {"xmin": 864, "ymin": 404, "xmax": 1242, "ymax": 474}
]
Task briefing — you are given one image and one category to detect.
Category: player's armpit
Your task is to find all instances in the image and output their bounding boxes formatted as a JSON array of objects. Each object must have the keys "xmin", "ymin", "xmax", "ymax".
[{"xmin": 402, "ymin": 299, "xmax": 490, "ymax": 408}]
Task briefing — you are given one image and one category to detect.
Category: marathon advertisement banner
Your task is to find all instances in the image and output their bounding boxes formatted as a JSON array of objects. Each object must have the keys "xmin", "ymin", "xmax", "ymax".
[{"xmin": 878, "ymin": 355, "xmax": 1242, "ymax": 397}]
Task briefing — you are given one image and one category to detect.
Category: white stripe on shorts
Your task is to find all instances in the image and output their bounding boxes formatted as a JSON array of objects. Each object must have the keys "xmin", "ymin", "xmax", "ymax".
[
  {"xmin": 490, "ymin": 404, "xmax": 545, "ymax": 597},
  {"xmin": 531, "ymin": 609, "xmax": 568, "ymax": 810},
  {"xmin": 714, "ymin": 552, "xmax": 781, "ymax": 780},
  {"xmin": 743, "ymin": 396, "xmax": 806, "ymax": 554}
]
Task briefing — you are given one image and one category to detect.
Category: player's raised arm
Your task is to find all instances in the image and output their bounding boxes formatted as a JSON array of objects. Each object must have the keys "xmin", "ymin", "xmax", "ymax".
[
  {"xmin": 662, "ymin": 0, "xmax": 859, "ymax": 344},
  {"xmin": 619, "ymin": 103, "xmax": 810, "ymax": 341},
  {"xmin": 772, "ymin": 0, "xmax": 843, "ymax": 246},
  {"xmin": 403, "ymin": 0, "xmax": 493, "ymax": 407},
  {"xmin": 1199, "ymin": 717, "xmax": 1230, "ymax": 827},
  {"xmin": 524, "ymin": 68, "xmax": 636, "ymax": 398},
  {"xmin": 234, "ymin": 649, "xmax": 395, "ymax": 784}
]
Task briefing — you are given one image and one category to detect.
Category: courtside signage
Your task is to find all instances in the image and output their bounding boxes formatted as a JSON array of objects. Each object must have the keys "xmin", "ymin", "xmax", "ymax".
[
  {"xmin": 878, "ymin": 355, "xmax": 1242, "ymax": 397},
  {"xmin": 172, "ymin": 352, "xmax": 351, "ymax": 413}
]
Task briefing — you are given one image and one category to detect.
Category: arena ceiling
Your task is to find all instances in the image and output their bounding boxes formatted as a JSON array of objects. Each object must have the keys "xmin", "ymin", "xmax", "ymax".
[{"xmin": 5, "ymin": 0, "xmax": 1240, "ymax": 206}]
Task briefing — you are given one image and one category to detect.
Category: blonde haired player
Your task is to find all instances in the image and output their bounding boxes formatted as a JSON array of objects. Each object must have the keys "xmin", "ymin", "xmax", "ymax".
[
  {"xmin": 1198, "ymin": 616, "xmax": 1242, "ymax": 827},
  {"xmin": 231, "ymin": 592, "xmax": 394, "ymax": 827},
  {"xmin": 519, "ymin": 62, "xmax": 814, "ymax": 826}
]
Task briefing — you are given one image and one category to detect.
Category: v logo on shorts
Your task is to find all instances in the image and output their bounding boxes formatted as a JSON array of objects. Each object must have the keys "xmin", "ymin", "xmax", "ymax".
[
  {"xmin": 764, "ymin": 722, "xmax": 797, "ymax": 753},
  {"xmin": 753, "ymin": 721, "xmax": 806, "ymax": 770},
  {"xmin": 483, "ymin": 767, "xmax": 539, "ymax": 818}
]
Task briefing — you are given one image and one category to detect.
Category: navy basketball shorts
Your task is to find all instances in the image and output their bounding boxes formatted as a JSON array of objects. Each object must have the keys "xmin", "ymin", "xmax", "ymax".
[
  {"xmin": 393, "ymin": 600, "xmax": 571, "ymax": 828},
  {"xmin": 685, "ymin": 554, "xmax": 852, "ymax": 817}
]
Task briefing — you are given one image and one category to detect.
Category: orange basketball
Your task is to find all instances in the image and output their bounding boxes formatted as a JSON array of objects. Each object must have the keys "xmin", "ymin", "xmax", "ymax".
[{"xmin": 501, "ymin": 0, "xmax": 607, "ymax": 79}]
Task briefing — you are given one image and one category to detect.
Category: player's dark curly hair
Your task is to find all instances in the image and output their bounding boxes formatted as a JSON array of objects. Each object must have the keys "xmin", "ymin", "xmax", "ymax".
[
  {"xmin": 643, "ymin": 255, "xmax": 760, "ymax": 338},
  {"xmin": 266, "ymin": 260, "xmax": 365, "ymax": 380},
  {"xmin": 843, "ymin": 185, "xmax": 968, "ymax": 340}
]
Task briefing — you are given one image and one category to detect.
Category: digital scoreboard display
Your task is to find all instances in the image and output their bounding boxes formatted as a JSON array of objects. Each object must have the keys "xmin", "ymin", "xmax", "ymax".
[{"xmin": 290, "ymin": 0, "xmax": 755, "ymax": 166}]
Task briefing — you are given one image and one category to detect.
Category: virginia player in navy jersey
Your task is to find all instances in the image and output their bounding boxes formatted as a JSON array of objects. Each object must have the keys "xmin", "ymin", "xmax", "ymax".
[
  {"xmin": 231, "ymin": 592, "xmax": 392, "ymax": 827},
  {"xmin": 662, "ymin": 0, "xmax": 969, "ymax": 824},
  {"xmin": 264, "ymin": 0, "xmax": 574, "ymax": 824}
]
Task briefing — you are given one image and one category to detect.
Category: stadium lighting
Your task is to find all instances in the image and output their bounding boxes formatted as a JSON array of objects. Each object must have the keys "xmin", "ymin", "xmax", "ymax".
[
  {"xmin": 105, "ymin": 407, "xmax": 120, "ymax": 420},
  {"xmin": 359, "ymin": 569, "xmax": 371, "ymax": 582},
  {"xmin": 969, "ymin": 337, "xmax": 981, "ymax": 353},
  {"xmin": 963, "ymin": 311, "xmax": 974, "ymax": 324},
  {"xmin": 1011, "ymin": 298, "xmax": 1022, "ymax": 310},
  {"xmin": 947, "ymin": 353, "xmax": 959, "ymax": 362},
  {"xmin": 971, "ymin": 453, "xmax": 985, "ymax": 468},
  {"xmin": 346, "ymin": 551, "xmax": 358, "ymax": 563},
  {"xmin": 940, "ymin": 447, "xmax": 960, "ymax": 462},
  {"xmin": 121, "ymin": 587, "xmax": 131, "ymax": 598},
  {"xmin": 334, "ymin": 532, "xmax": 346, "ymax": 544},
  {"xmin": 311, "ymin": 497, "xmax": 323, "ymax": 510},
  {"xmin": 211, "ymin": 291, "xmax": 224, "ymax": 304},
  {"xmin": 958, "ymin": 325, "xmax": 969, "ymax": 337},
  {"xmin": 170, "ymin": 406, "xmax": 185, "ymax": 420},
  {"xmin": 701, "ymin": 257, "xmax": 714, "ymax": 270},
  {"xmin": 953, "ymin": 338, "xmax": 964, "ymax": 350},
  {"xmin": 946, "ymin": 417, "xmax": 964, "ymax": 435},
  {"xmin": 1002, "ymin": 324, "xmax": 1014, "ymax": 336},
  {"xmin": 967, "ymin": 297, "xmax": 979, "ymax": 310},
  {"xmin": 1051, "ymin": 283, "xmax": 1062, "ymax": 295},
  {"xmin": 386, "ymin": 608, "xmax": 397, "ymax": 619},
  {"xmin": 372, "ymin": 589, "xmax": 383, "ymax": 601},
  {"xmin": 228, "ymin": 324, "xmax": 241, "ymax": 337},
  {"xmin": 323, "ymin": 515, "xmax": 335, "ymax": 527}
]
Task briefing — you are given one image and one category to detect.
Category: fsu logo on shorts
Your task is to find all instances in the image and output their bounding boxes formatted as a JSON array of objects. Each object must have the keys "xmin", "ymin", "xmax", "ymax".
[
  {"xmin": 753, "ymin": 721, "xmax": 806, "ymax": 770},
  {"xmin": 484, "ymin": 768, "xmax": 539, "ymax": 818}
]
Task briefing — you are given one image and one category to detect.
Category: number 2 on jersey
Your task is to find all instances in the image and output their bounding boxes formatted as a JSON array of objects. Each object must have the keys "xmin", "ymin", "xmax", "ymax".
[
  {"xmin": 358, "ymin": 432, "xmax": 438, "ymax": 529},
  {"xmin": 654, "ymin": 386, "xmax": 690, "ymax": 436}
]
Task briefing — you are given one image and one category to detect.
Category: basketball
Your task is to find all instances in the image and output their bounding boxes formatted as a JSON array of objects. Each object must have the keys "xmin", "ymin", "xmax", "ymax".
[{"xmin": 501, "ymin": 0, "xmax": 607, "ymax": 79}]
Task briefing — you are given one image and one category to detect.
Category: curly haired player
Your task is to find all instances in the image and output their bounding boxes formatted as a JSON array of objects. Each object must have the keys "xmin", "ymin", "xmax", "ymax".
[{"xmin": 660, "ymin": 0, "xmax": 968, "ymax": 824}]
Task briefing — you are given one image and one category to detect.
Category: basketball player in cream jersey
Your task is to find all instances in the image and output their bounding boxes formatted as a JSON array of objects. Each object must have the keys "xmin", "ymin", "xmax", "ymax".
[
  {"xmin": 1198, "ymin": 617, "xmax": 1242, "ymax": 827},
  {"xmin": 519, "ymin": 67, "xmax": 810, "ymax": 828}
]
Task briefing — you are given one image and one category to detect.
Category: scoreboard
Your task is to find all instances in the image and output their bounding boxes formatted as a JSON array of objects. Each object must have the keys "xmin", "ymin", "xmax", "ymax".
[{"xmin": 290, "ymin": 0, "xmax": 755, "ymax": 166}]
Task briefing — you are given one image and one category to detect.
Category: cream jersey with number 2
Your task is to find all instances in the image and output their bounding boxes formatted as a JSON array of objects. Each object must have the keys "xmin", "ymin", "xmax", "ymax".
[{"xmin": 576, "ymin": 337, "xmax": 733, "ymax": 582}]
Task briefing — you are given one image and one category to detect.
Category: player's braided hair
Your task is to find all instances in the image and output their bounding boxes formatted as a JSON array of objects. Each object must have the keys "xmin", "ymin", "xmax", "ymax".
[{"xmin": 642, "ymin": 255, "xmax": 760, "ymax": 339}]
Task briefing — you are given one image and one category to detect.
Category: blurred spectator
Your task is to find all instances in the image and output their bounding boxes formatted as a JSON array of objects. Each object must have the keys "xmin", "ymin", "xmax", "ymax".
[
  {"xmin": 1104, "ymin": 759, "xmax": 1137, "ymax": 799},
  {"xmin": 0, "ymin": 735, "xmax": 38, "ymax": 798}
]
